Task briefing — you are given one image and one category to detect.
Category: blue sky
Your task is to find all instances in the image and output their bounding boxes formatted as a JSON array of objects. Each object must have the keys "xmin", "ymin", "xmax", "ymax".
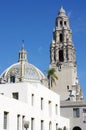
[{"xmin": 0, "ymin": 0, "xmax": 86, "ymax": 99}]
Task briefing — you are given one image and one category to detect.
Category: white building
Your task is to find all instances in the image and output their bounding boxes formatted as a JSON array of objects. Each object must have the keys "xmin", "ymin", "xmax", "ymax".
[{"xmin": 0, "ymin": 44, "xmax": 69, "ymax": 130}]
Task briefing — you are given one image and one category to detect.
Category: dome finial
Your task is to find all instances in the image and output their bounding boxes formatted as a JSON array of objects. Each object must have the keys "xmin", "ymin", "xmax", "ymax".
[{"xmin": 22, "ymin": 40, "xmax": 24, "ymax": 50}]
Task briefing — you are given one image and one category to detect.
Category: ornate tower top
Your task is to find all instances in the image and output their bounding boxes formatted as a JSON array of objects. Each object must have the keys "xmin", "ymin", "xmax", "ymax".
[{"xmin": 18, "ymin": 40, "xmax": 28, "ymax": 62}]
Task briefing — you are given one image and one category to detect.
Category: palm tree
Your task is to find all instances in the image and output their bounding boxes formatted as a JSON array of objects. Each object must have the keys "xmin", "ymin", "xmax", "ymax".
[{"xmin": 47, "ymin": 68, "xmax": 58, "ymax": 89}]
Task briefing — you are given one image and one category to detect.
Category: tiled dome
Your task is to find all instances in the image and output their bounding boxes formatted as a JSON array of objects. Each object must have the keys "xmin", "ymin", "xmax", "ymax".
[{"xmin": 1, "ymin": 43, "xmax": 45, "ymax": 83}]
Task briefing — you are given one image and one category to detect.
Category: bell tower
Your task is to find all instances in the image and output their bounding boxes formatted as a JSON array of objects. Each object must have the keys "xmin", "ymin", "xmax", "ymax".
[
  {"xmin": 50, "ymin": 7, "xmax": 83, "ymax": 101},
  {"xmin": 50, "ymin": 7, "xmax": 76, "ymax": 66}
]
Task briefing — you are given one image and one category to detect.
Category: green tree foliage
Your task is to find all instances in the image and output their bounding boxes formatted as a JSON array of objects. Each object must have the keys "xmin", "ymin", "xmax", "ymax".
[
  {"xmin": 47, "ymin": 68, "xmax": 58, "ymax": 89},
  {"xmin": 57, "ymin": 128, "xmax": 62, "ymax": 130}
]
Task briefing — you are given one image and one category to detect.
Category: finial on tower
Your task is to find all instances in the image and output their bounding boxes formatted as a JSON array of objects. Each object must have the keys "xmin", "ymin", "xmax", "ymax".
[{"xmin": 58, "ymin": 6, "xmax": 66, "ymax": 16}]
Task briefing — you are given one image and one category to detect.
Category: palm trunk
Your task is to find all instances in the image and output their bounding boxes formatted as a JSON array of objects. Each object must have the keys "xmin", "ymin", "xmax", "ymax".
[{"xmin": 48, "ymin": 76, "xmax": 51, "ymax": 89}]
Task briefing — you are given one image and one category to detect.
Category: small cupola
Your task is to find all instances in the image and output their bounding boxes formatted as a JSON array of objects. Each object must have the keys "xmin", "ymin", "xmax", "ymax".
[
  {"xmin": 58, "ymin": 7, "xmax": 66, "ymax": 17},
  {"xmin": 18, "ymin": 40, "xmax": 27, "ymax": 62}
]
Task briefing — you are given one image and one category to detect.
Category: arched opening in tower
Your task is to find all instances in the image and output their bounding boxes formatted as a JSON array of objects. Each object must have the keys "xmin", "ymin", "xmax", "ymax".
[
  {"xmin": 73, "ymin": 126, "xmax": 81, "ymax": 130},
  {"xmin": 59, "ymin": 50, "xmax": 64, "ymax": 62},
  {"xmin": 59, "ymin": 33, "xmax": 63, "ymax": 42}
]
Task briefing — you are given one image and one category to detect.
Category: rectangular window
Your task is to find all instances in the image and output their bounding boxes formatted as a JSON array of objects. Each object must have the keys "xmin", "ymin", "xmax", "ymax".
[
  {"xmin": 41, "ymin": 98, "xmax": 44, "ymax": 110},
  {"xmin": 3, "ymin": 111, "xmax": 9, "ymax": 130},
  {"xmin": 49, "ymin": 121, "xmax": 52, "ymax": 130},
  {"xmin": 22, "ymin": 116, "xmax": 25, "ymax": 130},
  {"xmin": 48, "ymin": 100, "xmax": 52, "ymax": 116},
  {"xmin": 55, "ymin": 104, "xmax": 58, "ymax": 115},
  {"xmin": 83, "ymin": 108, "xmax": 86, "ymax": 123},
  {"xmin": 17, "ymin": 115, "xmax": 20, "ymax": 130},
  {"xmin": 31, "ymin": 118, "xmax": 34, "ymax": 130},
  {"xmin": 12, "ymin": 92, "xmax": 19, "ymax": 99},
  {"xmin": 41, "ymin": 120, "xmax": 44, "ymax": 130},
  {"xmin": 83, "ymin": 108, "xmax": 86, "ymax": 113},
  {"xmin": 73, "ymin": 108, "xmax": 80, "ymax": 118},
  {"xmin": 56, "ymin": 123, "xmax": 58, "ymax": 130},
  {"xmin": 31, "ymin": 94, "xmax": 34, "ymax": 106}
]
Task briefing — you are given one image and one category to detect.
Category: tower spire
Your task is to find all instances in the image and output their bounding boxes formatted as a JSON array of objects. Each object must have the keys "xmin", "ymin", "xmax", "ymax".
[{"xmin": 22, "ymin": 40, "xmax": 24, "ymax": 50}]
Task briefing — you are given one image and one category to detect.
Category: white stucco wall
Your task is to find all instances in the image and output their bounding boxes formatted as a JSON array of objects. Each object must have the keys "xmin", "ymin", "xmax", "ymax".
[
  {"xmin": 0, "ymin": 82, "xmax": 70, "ymax": 130},
  {"xmin": 0, "ymin": 94, "xmax": 28, "ymax": 130}
]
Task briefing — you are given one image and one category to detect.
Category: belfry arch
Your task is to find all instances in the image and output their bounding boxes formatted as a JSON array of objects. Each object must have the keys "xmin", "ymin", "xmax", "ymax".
[
  {"xmin": 73, "ymin": 126, "xmax": 81, "ymax": 130},
  {"xmin": 59, "ymin": 33, "xmax": 63, "ymax": 42},
  {"xmin": 59, "ymin": 50, "xmax": 64, "ymax": 62}
]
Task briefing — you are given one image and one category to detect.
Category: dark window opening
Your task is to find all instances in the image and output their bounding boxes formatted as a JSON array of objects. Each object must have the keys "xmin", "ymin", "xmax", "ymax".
[
  {"xmin": 59, "ymin": 34, "xmax": 63, "ymax": 42},
  {"xmin": 31, "ymin": 118, "xmax": 34, "ymax": 130},
  {"xmin": 3, "ymin": 111, "xmax": 8, "ymax": 129},
  {"xmin": 41, "ymin": 98, "xmax": 44, "ymax": 110},
  {"xmin": 73, "ymin": 108, "xmax": 80, "ymax": 118},
  {"xmin": 67, "ymin": 86, "xmax": 69, "ymax": 90},
  {"xmin": 59, "ymin": 50, "xmax": 64, "ymax": 62},
  {"xmin": 73, "ymin": 126, "xmax": 81, "ymax": 130},
  {"xmin": 12, "ymin": 92, "xmax": 19, "ymax": 99},
  {"xmin": 64, "ymin": 21, "xmax": 66, "ymax": 26},
  {"xmin": 60, "ymin": 21, "xmax": 62, "ymax": 26},
  {"xmin": 10, "ymin": 75, "xmax": 15, "ymax": 83}
]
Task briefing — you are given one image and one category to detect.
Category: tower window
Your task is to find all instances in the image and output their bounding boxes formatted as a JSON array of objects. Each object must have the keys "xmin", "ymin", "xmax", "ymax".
[
  {"xmin": 59, "ymin": 50, "xmax": 64, "ymax": 62},
  {"xmin": 64, "ymin": 21, "xmax": 66, "ymax": 26},
  {"xmin": 59, "ymin": 34, "xmax": 63, "ymax": 42},
  {"xmin": 67, "ymin": 85, "xmax": 69, "ymax": 90},
  {"xmin": 60, "ymin": 21, "xmax": 62, "ymax": 26}
]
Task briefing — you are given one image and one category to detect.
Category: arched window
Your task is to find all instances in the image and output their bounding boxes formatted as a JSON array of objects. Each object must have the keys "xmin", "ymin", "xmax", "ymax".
[
  {"xmin": 59, "ymin": 34, "xmax": 63, "ymax": 42},
  {"xmin": 64, "ymin": 21, "xmax": 67, "ymax": 26},
  {"xmin": 10, "ymin": 75, "xmax": 15, "ymax": 83},
  {"xmin": 59, "ymin": 50, "xmax": 64, "ymax": 62},
  {"xmin": 49, "ymin": 121, "xmax": 52, "ymax": 130},
  {"xmin": 73, "ymin": 126, "xmax": 81, "ymax": 130},
  {"xmin": 60, "ymin": 21, "xmax": 62, "ymax": 26}
]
